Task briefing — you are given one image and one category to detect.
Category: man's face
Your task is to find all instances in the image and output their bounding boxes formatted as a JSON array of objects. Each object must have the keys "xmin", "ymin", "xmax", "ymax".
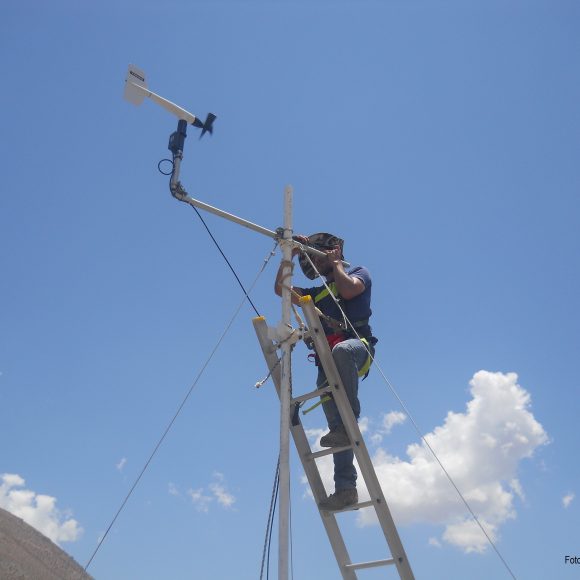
[{"xmin": 312, "ymin": 248, "xmax": 334, "ymax": 276}]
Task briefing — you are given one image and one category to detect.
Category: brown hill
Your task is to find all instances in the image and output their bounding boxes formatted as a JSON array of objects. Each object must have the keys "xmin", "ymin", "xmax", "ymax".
[{"xmin": 0, "ymin": 507, "xmax": 92, "ymax": 579}]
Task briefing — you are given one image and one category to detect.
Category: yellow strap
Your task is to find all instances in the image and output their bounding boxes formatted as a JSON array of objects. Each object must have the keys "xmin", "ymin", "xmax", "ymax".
[
  {"xmin": 312, "ymin": 283, "xmax": 373, "ymax": 376},
  {"xmin": 302, "ymin": 395, "xmax": 332, "ymax": 415},
  {"xmin": 358, "ymin": 338, "xmax": 373, "ymax": 378},
  {"xmin": 314, "ymin": 282, "xmax": 337, "ymax": 304}
]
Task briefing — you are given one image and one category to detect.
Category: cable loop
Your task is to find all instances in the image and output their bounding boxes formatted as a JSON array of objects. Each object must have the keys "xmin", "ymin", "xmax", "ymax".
[{"xmin": 157, "ymin": 158, "xmax": 174, "ymax": 175}]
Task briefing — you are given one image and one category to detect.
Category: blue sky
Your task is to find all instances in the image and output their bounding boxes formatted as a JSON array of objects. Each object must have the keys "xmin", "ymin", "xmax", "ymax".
[{"xmin": 1, "ymin": 1, "xmax": 579, "ymax": 579}]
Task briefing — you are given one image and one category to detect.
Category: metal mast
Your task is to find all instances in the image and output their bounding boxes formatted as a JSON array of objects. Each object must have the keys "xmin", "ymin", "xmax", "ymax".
[{"xmin": 278, "ymin": 186, "xmax": 293, "ymax": 580}]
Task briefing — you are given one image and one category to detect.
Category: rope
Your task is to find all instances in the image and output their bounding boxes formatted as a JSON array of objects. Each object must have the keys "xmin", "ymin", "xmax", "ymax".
[
  {"xmin": 85, "ymin": 245, "xmax": 278, "ymax": 572},
  {"xmin": 278, "ymin": 259, "xmax": 303, "ymax": 302},
  {"xmin": 302, "ymin": 252, "xmax": 518, "ymax": 580}
]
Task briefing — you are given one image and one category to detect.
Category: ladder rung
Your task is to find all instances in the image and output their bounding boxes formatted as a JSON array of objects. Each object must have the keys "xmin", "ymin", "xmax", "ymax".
[
  {"xmin": 308, "ymin": 445, "xmax": 352, "ymax": 460},
  {"xmin": 291, "ymin": 386, "xmax": 331, "ymax": 405},
  {"xmin": 321, "ymin": 499, "xmax": 374, "ymax": 513},
  {"xmin": 345, "ymin": 558, "xmax": 396, "ymax": 571}
]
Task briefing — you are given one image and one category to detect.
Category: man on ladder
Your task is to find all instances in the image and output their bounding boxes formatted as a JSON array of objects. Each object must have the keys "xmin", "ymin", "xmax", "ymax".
[{"xmin": 275, "ymin": 232, "xmax": 377, "ymax": 510}]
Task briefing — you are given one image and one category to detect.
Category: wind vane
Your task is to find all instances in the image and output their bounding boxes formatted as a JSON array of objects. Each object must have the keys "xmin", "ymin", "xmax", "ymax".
[{"xmin": 124, "ymin": 64, "xmax": 216, "ymax": 137}]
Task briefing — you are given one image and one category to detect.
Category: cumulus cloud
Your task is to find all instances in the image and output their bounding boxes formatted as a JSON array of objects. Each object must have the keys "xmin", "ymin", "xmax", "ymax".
[
  {"xmin": 180, "ymin": 472, "xmax": 237, "ymax": 512},
  {"xmin": 562, "ymin": 493, "xmax": 575, "ymax": 509},
  {"xmin": 188, "ymin": 488, "xmax": 212, "ymax": 513},
  {"xmin": 383, "ymin": 411, "xmax": 407, "ymax": 434},
  {"xmin": 358, "ymin": 417, "xmax": 370, "ymax": 434},
  {"xmin": 305, "ymin": 371, "xmax": 548, "ymax": 554},
  {"xmin": 370, "ymin": 411, "xmax": 408, "ymax": 444},
  {"xmin": 116, "ymin": 457, "xmax": 127, "ymax": 471},
  {"xmin": 509, "ymin": 479, "xmax": 525, "ymax": 502},
  {"xmin": 305, "ymin": 427, "xmax": 326, "ymax": 443},
  {"xmin": 0, "ymin": 474, "xmax": 82, "ymax": 545},
  {"xmin": 443, "ymin": 518, "xmax": 498, "ymax": 554},
  {"xmin": 209, "ymin": 472, "xmax": 236, "ymax": 509}
]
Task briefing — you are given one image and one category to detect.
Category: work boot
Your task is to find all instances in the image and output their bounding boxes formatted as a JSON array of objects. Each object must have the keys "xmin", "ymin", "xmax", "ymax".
[
  {"xmin": 319, "ymin": 488, "xmax": 358, "ymax": 511},
  {"xmin": 319, "ymin": 425, "xmax": 349, "ymax": 448}
]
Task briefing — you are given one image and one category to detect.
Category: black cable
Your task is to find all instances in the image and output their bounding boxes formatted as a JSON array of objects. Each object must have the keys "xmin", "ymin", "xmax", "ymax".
[
  {"xmin": 164, "ymin": 159, "xmax": 262, "ymax": 317},
  {"xmin": 266, "ymin": 475, "xmax": 279, "ymax": 580},
  {"xmin": 260, "ymin": 457, "xmax": 280, "ymax": 580},
  {"xmin": 289, "ymin": 470, "xmax": 294, "ymax": 580},
  {"xmin": 189, "ymin": 203, "xmax": 261, "ymax": 317}
]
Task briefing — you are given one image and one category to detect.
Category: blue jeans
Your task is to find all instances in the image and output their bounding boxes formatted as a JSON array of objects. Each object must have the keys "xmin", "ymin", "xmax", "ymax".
[{"xmin": 316, "ymin": 338, "xmax": 369, "ymax": 490}]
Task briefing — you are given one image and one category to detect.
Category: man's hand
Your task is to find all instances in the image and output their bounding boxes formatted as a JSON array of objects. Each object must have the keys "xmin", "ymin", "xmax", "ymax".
[
  {"xmin": 328, "ymin": 246, "xmax": 365, "ymax": 300},
  {"xmin": 292, "ymin": 234, "xmax": 309, "ymax": 257},
  {"xmin": 325, "ymin": 246, "xmax": 343, "ymax": 268}
]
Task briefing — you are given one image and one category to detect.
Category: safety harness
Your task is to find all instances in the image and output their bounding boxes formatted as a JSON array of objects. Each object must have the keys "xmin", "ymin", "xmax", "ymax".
[{"xmin": 310, "ymin": 282, "xmax": 377, "ymax": 379}]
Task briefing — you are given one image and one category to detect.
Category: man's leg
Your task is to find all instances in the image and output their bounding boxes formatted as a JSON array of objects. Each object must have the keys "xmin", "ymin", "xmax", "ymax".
[
  {"xmin": 319, "ymin": 339, "xmax": 369, "ymax": 496},
  {"xmin": 321, "ymin": 338, "xmax": 369, "ymax": 429}
]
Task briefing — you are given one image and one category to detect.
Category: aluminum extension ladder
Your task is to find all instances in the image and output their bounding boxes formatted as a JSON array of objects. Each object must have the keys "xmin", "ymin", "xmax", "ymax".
[{"xmin": 253, "ymin": 294, "xmax": 415, "ymax": 580}]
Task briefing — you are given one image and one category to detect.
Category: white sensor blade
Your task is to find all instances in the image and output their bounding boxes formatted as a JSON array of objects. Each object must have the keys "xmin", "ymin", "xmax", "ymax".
[
  {"xmin": 123, "ymin": 64, "xmax": 197, "ymax": 124},
  {"xmin": 147, "ymin": 92, "xmax": 197, "ymax": 124},
  {"xmin": 124, "ymin": 64, "xmax": 147, "ymax": 106}
]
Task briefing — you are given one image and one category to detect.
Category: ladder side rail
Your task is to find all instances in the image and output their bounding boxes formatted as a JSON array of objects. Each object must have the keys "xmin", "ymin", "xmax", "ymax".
[
  {"xmin": 299, "ymin": 296, "xmax": 415, "ymax": 580},
  {"xmin": 253, "ymin": 317, "xmax": 357, "ymax": 580}
]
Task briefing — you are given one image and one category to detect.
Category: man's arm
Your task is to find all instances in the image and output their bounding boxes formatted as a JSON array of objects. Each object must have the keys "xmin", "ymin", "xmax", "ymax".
[{"xmin": 327, "ymin": 247, "xmax": 365, "ymax": 300}]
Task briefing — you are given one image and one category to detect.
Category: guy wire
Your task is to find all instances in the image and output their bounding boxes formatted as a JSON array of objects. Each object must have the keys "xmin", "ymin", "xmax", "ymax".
[
  {"xmin": 85, "ymin": 245, "xmax": 278, "ymax": 571},
  {"xmin": 302, "ymin": 252, "xmax": 517, "ymax": 580}
]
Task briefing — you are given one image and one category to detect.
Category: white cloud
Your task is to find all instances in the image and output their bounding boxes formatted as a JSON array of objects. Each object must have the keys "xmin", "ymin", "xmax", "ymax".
[
  {"xmin": 116, "ymin": 457, "xmax": 127, "ymax": 471},
  {"xmin": 358, "ymin": 417, "xmax": 369, "ymax": 434},
  {"xmin": 184, "ymin": 473, "xmax": 236, "ymax": 512},
  {"xmin": 428, "ymin": 537, "xmax": 442, "ymax": 548},
  {"xmin": 443, "ymin": 519, "xmax": 498, "ymax": 554},
  {"xmin": 305, "ymin": 371, "xmax": 548, "ymax": 554},
  {"xmin": 0, "ymin": 473, "xmax": 82, "ymax": 545},
  {"xmin": 305, "ymin": 427, "xmax": 326, "ymax": 444},
  {"xmin": 370, "ymin": 433, "xmax": 383, "ymax": 445},
  {"xmin": 168, "ymin": 482, "xmax": 180, "ymax": 497},
  {"xmin": 210, "ymin": 482, "xmax": 236, "ymax": 508},
  {"xmin": 562, "ymin": 493, "xmax": 575, "ymax": 509},
  {"xmin": 209, "ymin": 472, "xmax": 236, "ymax": 509},
  {"xmin": 187, "ymin": 488, "xmax": 212, "ymax": 513},
  {"xmin": 368, "ymin": 411, "xmax": 407, "ymax": 444},
  {"xmin": 510, "ymin": 479, "xmax": 525, "ymax": 502},
  {"xmin": 383, "ymin": 411, "xmax": 407, "ymax": 434}
]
